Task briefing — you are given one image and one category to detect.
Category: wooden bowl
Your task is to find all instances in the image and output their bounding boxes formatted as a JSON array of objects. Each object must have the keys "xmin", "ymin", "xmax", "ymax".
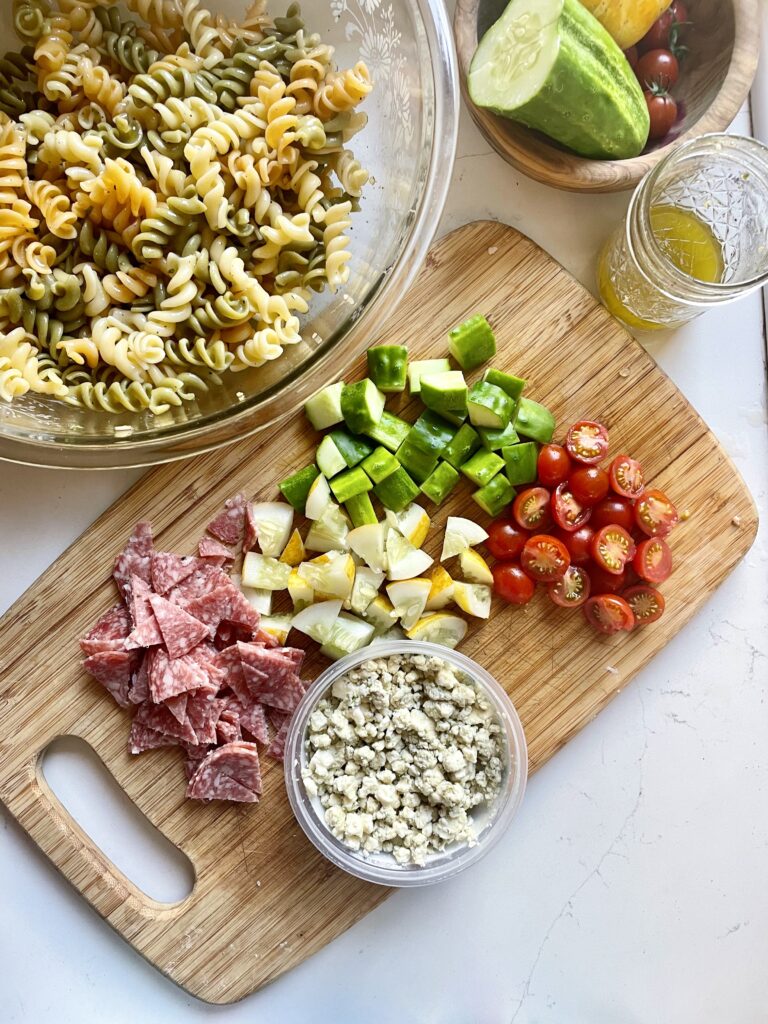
[{"xmin": 453, "ymin": 0, "xmax": 761, "ymax": 192}]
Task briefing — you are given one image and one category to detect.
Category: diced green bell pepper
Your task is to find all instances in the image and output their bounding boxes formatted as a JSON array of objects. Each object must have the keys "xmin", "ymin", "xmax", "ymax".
[
  {"xmin": 363, "ymin": 411, "xmax": 411, "ymax": 452},
  {"xmin": 361, "ymin": 445, "xmax": 399, "ymax": 483},
  {"xmin": 367, "ymin": 344, "xmax": 408, "ymax": 393},
  {"xmin": 330, "ymin": 467, "xmax": 373, "ymax": 503},
  {"xmin": 340, "ymin": 378, "xmax": 385, "ymax": 434},
  {"xmin": 473, "ymin": 474, "xmax": 516, "ymax": 516},
  {"xmin": 421, "ymin": 461, "xmax": 460, "ymax": 505},
  {"xmin": 514, "ymin": 397, "xmax": 556, "ymax": 444},
  {"xmin": 407, "ymin": 410, "xmax": 456, "ymax": 455},
  {"xmin": 461, "ymin": 449, "xmax": 504, "ymax": 487},
  {"xmin": 448, "ymin": 314, "xmax": 496, "ymax": 371},
  {"xmin": 279, "ymin": 464, "xmax": 320, "ymax": 510},
  {"xmin": 345, "ymin": 492, "xmax": 377, "ymax": 527},
  {"xmin": 503, "ymin": 441, "xmax": 538, "ymax": 486},
  {"xmin": 442, "ymin": 423, "xmax": 481, "ymax": 469},
  {"xmin": 374, "ymin": 466, "xmax": 420, "ymax": 512},
  {"xmin": 330, "ymin": 429, "xmax": 374, "ymax": 467},
  {"xmin": 396, "ymin": 438, "xmax": 439, "ymax": 485}
]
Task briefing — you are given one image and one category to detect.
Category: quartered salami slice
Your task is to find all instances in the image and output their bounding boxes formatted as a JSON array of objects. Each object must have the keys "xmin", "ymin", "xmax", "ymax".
[
  {"xmin": 243, "ymin": 501, "xmax": 258, "ymax": 553},
  {"xmin": 169, "ymin": 563, "xmax": 230, "ymax": 604},
  {"xmin": 240, "ymin": 701, "xmax": 268, "ymax": 744},
  {"xmin": 266, "ymin": 717, "xmax": 290, "ymax": 761},
  {"xmin": 237, "ymin": 642, "xmax": 305, "ymax": 711},
  {"xmin": 113, "ymin": 521, "xmax": 153, "ymax": 602},
  {"xmin": 79, "ymin": 602, "xmax": 132, "ymax": 655},
  {"xmin": 182, "ymin": 742, "xmax": 213, "ymax": 780},
  {"xmin": 125, "ymin": 575, "xmax": 163, "ymax": 649},
  {"xmin": 147, "ymin": 646, "xmax": 209, "ymax": 703},
  {"xmin": 198, "ymin": 537, "xmax": 234, "ymax": 561},
  {"xmin": 183, "ymin": 580, "xmax": 259, "ymax": 637},
  {"xmin": 186, "ymin": 741, "xmax": 262, "ymax": 802},
  {"xmin": 129, "ymin": 651, "xmax": 150, "ymax": 704},
  {"xmin": 151, "ymin": 551, "xmax": 199, "ymax": 595},
  {"xmin": 134, "ymin": 698, "xmax": 197, "ymax": 744},
  {"xmin": 186, "ymin": 691, "xmax": 224, "ymax": 745},
  {"xmin": 206, "ymin": 492, "xmax": 247, "ymax": 546},
  {"xmin": 129, "ymin": 720, "xmax": 177, "ymax": 754},
  {"xmin": 83, "ymin": 649, "xmax": 140, "ymax": 707},
  {"xmin": 216, "ymin": 705, "xmax": 242, "ymax": 745},
  {"xmin": 147, "ymin": 593, "xmax": 210, "ymax": 659},
  {"xmin": 214, "ymin": 621, "xmax": 255, "ymax": 650}
]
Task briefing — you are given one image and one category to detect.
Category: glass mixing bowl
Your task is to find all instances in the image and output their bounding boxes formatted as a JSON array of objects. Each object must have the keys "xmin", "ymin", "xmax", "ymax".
[{"xmin": 0, "ymin": 0, "xmax": 458, "ymax": 468}]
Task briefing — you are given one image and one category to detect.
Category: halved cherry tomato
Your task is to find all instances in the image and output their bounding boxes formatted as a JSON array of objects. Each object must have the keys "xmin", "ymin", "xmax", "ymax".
[
  {"xmin": 592, "ymin": 525, "xmax": 636, "ymax": 575},
  {"xmin": 492, "ymin": 563, "xmax": 535, "ymax": 605},
  {"xmin": 609, "ymin": 454, "xmax": 645, "ymax": 500},
  {"xmin": 552, "ymin": 483, "xmax": 591, "ymax": 532},
  {"xmin": 521, "ymin": 534, "xmax": 570, "ymax": 583},
  {"xmin": 624, "ymin": 585, "xmax": 665, "ymax": 624},
  {"xmin": 633, "ymin": 537, "xmax": 672, "ymax": 583},
  {"xmin": 537, "ymin": 444, "xmax": 572, "ymax": 488},
  {"xmin": 548, "ymin": 566, "xmax": 591, "ymax": 608},
  {"xmin": 586, "ymin": 562, "xmax": 628, "ymax": 594},
  {"xmin": 569, "ymin": 465, "xmax": 609, "ymax": 505},
  {"xmin": 583, "ymin": 594, "xmax": 635, "ymax": 635},
  {"xmin": 636, "ymin": 48, "xmax": 679, "ymax": 90},
  {"xmin": 590, "ymin": 496, "xmax": 634, "ymax": 532},
  {"xmin": 486, "ymin": 520, "xmax": 528, "ymax": 561},
  {"xmin": 634, "ymin": 488, "xmax": 679, "ymax": 537},
  {"xmin": 513, "ymin": 487, "xmax": 553, "ymax": 531},
  {"xmin": 565, "ymin": 420, "xmax": 609, "ymax": 464},
  {"xmin": 555, "ymin": 525, "xmax": 594, "ymax": 565}
]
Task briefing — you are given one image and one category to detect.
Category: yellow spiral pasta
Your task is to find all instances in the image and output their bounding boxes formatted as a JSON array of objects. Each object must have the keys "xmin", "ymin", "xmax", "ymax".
[
  {"xmin": 314, "ymin": 62, "xmax": 372, "ymax": 121},
  {"xmin": 24, "ymin": 178, "xmax": 77, "ymax": 238}
]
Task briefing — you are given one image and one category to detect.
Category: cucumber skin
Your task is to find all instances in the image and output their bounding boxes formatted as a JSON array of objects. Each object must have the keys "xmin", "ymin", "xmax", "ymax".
[{"xmin": 470, "ymin": 0, "xmax": 649, "ymax": 160}]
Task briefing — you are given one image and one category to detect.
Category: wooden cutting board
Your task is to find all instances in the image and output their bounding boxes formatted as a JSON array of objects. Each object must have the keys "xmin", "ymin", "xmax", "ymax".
[{"xmin": 0, "ymin": 222, "xmax": 758, "ymax": 1004}]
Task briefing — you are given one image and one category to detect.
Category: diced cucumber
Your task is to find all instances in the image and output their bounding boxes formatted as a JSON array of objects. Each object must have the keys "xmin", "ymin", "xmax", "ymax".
[
  {"xmin": 441, "ymin": 517, "xmax": 489, "ymax": 560},
  {"xmin": 305, "ymin": 505, "xmax": 350, "ymax": 553},
  {"xmin": 292, "ymin": 599, "xmax": 342, "ymax": 643},
  {"xmin": 330, "ymin": 467, "xmax": 372, "ymax": 503},
  {"xmin": 319, "ymin": 612, "xmax": 375, "ymax": 660},
  {"xmin": 329, "ymin": 429, "xmax": 374, "ymax": 467},
  {"xmin": 483, "ymin": 367, "xmax": 526, "ymax": 403},
  {"xmin": 503, "ymin": 441, "xmax": 539, "ymax": 486},
  {"xmin": 443, "ymin": 423, "xmax": 481, "ymax": 469},
  {"xmin": 448, "ymin": 314, "xmax": 496, "ymax": 371},
  {"xmin": 514, "ymin": 396, "xmax": 556, "ymax": 444},
  {"xmin": 298, "ymin": 551, "xmax": 355, "ymax": 601},
  {"xmin": 242, "ymin": 552, "xmax": 292, "ymax": 590},
  {"xmin": 406, "ymin": 612, "xmax": 467, "ymax": 648},
  {"xmin": 363, "ymin": 411, "xmax": 411, "ymax": 453},
  {"xmin": 349, "ymin": 566, "xmax": 385, "ymax": 614},
  {"xmin": 461, "ymin": 449, "xmax": 504, "ymax": 487},
  {"xmin": 396, "ymin": 438, "xmax": 439, "ymax": 485},
  {"xmin": 420, "ymin": 370, "xmax": 468, "ymax": 419},
  {"xmin": 407, "ymin": 410, "xmax": 456, "ymax": 456},
  {"xmin": 260, "ymin": 614, "xmax": 292, "ymax": 644},
  {"xmin": 305, "ymin": 473, "xmax": 333, "ymax": 520},
  {"xmin": 367, "ymin": 344, "xmax": 408, "ymax": 393},
  {"xmin": 467, "ymin": 381, "xmax": 513, "ymax": 429},
  {"xmin": 279, "ymin": 463, "xmax": 320, "ymax": 511},
  {"xmin": 348, "ymin": 522, "xmax": 387, "ymax": 572},
  {"xmin": 386, "ymin": 578, "xmax": 432, "ymax": 630},
  {"xmin": 361, "ymin": 446, "xmax": 399, "ymax": 483},
  {"xmin": 478, "ymin": 420, "xmax": 519, "ymax": 450},
  {"xmin": 408, "ymin": 357, "xmax": 450, "ymax": 394},
  {"xmin": 421, "ymin": 461, "xmax": 460, "ymax": 505},
  {"xmin": 453, "ymin": 581, "xmax": 491, "ymax": 619},
  {"xmin": 340, "ymin": 378, "xmax": 385, "ymax": 434},
  {"xmin": 385, "ymin": 504, "xmax": 430, "ymax": 547},
  {"xmin": 305, "ymin": 381, "xmax": 344, "ymax": 430},
  {"xmin": 240, "ymin": 586, "xmax": 272, "ymax": 614},
  {"xmin": 374, "ymin": 466, "xmax": 420, "ymax": 512},
  {"xmin": 385, "ymin": 530, "xmax": 433, "ymax": 581},
  {"xmin": 473, "ymin": 474, "xmax": 516, "ymax": 516},
  {"xmin": 250, "ymin": 501, "xmax": 294, "ymax": 557},
  {"xmin": 316, "ymin": 434, "xmax": 347, "ymax": 479},
  {"xmin": 344, "ymin": 492, "xmax": 377, "ymax": 528},
  {"xmin": 363, "ymin": 594, "xmax": 398, "ymax": 634}
]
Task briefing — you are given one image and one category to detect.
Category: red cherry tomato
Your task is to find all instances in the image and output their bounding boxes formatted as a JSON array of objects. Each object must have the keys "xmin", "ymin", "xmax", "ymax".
[
  {"xmin": 569, "ymin": 465, "xmax": 610, "ymax": 505},
  {"xmin": 552, "ymin": 482, "xmax": 591, "ymax": 532},
  {"xmin": 609, "ymin": 454, "xmax": 645, "ymax": 500},
  {"xmin": 521, "ymin": 534, "xmax": 570, "ymax": 583},
  {"xmin": 591, "ymin": 496, "xmax": 635, "ymax": 532},
  {"xmin": 492, "ymin": 563, "xmax": 535, "ymax": 605},
  {"xmin": 623, "ymin": 584, "xmax": 665, "ymax": 624},
  {"xmin": 637, "ymin": 48, "xmax": 679, "ymax": 90},
  {"xmin": 634, "ymin": 488, "xmax": 679, "ymax": 537},
  {"xmin": 633, "ymin": 537, "xmax": 672, "ymax": 583},
  {"xmin": 624, "ymin": 45, "xmax": 639, "ymax": 71},
  {"xmin": 645, "ymin": 91, "xmax": 678, "ymax": 140},
  {"xmin": 565, "ymin": 420, "xmax": 610, "ymax": 465},
  {"xmin": 548, "ymin": 566, "xmax": 591, "ymax": 608},
  {"xmin": 639, "ymin": 9, "xmax": 674, "ymax": 51},
  {"xmin": 592, "ymin": 525, "xmax": 637, "ymax": 575},
  {"xmin": 537, "ymin": 444, "xmax": 572, "ymax": 488},
  {"xmin": 583, "ymin": 594, "xmax": 635, "ymax": 635},
  {"xmin": 513, "ymin": 486, "xmax": 553, "ymax": 532},
  {"xmin": 670, "ymin": 1, "xmax": 688, "ymax": 28},
  {"xmin": 486, "ymin": 520, "xmax": 528, "ymax": 561},
  {"xmin": 555, "ymin": 525, "xmax": 594, "ymax": 565},
  {"xmin": 586, "ymin": 562, "xmax": 628, "ymax": 594}
]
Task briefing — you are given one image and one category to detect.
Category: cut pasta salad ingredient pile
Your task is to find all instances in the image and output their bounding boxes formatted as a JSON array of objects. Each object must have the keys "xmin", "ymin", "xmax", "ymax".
[{"xmin": 0, "ymin": 0, "xmax": 372, "ymax": 414}]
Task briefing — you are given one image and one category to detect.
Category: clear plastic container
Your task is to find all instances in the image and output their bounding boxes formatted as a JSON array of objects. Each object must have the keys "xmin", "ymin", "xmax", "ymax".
[{"xmin": 284, "ymin": 640, "xmax": 528, "ymax": 887}]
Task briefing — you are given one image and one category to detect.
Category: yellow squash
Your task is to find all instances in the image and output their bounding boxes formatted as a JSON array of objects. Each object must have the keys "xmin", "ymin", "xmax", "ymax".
[{"xmin": 578, "ymin": 0, "xmax": 672, "ymax": 49}]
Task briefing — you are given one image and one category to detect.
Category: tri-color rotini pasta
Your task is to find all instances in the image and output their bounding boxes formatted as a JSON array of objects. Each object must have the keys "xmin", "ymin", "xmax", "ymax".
[{"xmin": 0, "ymin": 0, "xmax": 372, "ymax": 414}]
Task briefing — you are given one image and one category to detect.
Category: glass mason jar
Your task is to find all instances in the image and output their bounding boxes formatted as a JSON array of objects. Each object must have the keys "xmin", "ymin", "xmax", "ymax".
[{"xmin": 598, "ymin": 134, "xmax": 768, "ymax": 330}]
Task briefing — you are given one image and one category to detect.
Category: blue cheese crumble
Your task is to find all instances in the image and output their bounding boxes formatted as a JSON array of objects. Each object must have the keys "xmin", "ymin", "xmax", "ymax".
[{"xmin": 302, "ymin": 653, "xmax": 504, "ymax": 866}]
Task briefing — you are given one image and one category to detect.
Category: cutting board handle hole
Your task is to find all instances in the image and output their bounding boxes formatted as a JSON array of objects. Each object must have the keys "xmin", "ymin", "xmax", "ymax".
[{"xmin": 42, "ymin": 737, "xmax": 194, "ymax": 904}]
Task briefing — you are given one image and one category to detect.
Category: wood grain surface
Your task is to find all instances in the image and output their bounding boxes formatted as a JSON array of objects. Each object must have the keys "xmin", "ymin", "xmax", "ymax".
[
  {"xmin": 453, "ymin": 0, "xmax": 761, "ymax": 193},
  {"xmin": 0, "ymin": 222, "xmax": 758, "ymax": 1003}
]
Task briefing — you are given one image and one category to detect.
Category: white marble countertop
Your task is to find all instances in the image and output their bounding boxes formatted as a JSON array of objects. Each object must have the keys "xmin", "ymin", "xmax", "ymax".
[{"xmin": 2, "ymin": 58, "xmax": 767, "ymax": 1024}]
